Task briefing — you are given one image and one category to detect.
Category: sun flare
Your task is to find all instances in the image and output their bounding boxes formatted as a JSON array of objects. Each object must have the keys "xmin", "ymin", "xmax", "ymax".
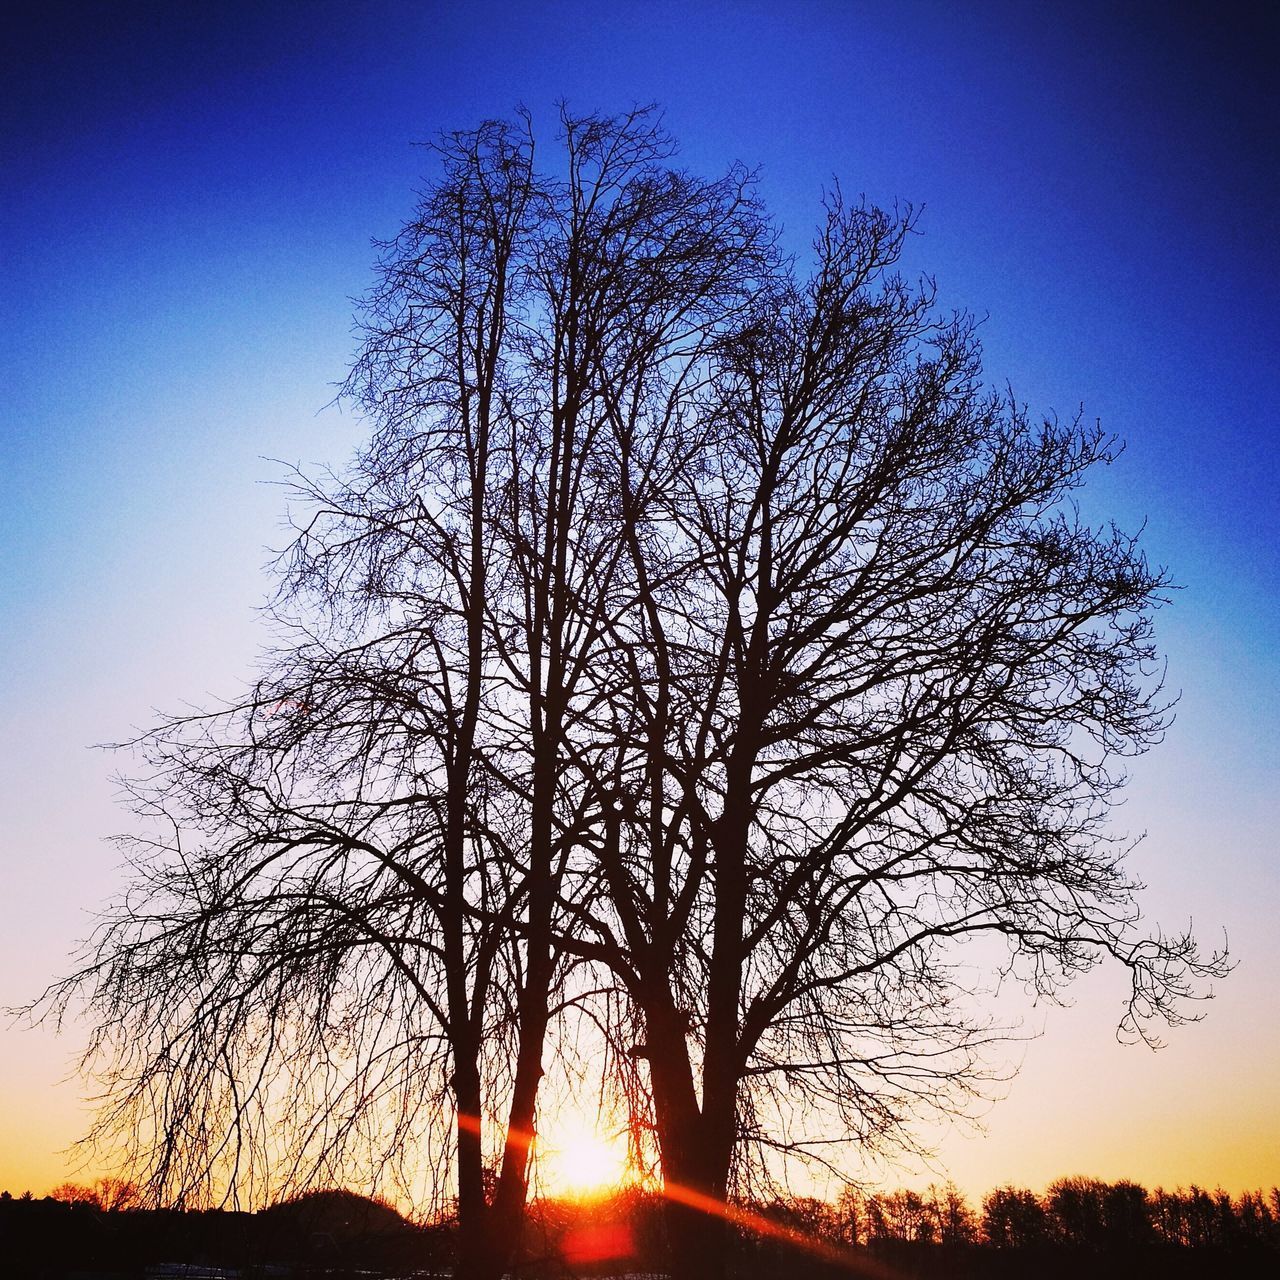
[{"xmin": 540, "ymin": 1117, "xmax": 629, "ymax": 1198}]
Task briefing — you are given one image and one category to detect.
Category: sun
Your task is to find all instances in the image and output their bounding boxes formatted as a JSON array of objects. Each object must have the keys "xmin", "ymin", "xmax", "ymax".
[{"xmin": 540, "ymin": 1116, "xmax": 629, "ymax": 1198}]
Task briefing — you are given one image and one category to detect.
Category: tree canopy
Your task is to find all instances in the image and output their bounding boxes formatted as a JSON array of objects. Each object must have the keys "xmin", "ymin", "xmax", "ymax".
[{"xmin": 37, "ymin": 105, "xmax": 1225, "ymax": 1280}]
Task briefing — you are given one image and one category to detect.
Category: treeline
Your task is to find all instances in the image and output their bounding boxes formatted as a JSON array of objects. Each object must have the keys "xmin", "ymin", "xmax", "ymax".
[
  {"xmin": 520, "ymin": 1179, "xmax": 1280, "ymax": 1259},
  {"xmin": 479, "ymin": 1179, "xmax": 1280, "ymax": 1277},
  {"xmin": 0, "ymin": 1187, "xmax": 442, "ymax": 1278},
  {"xmin": 705, "ymin": 1180, "xmax": 1280, "ymax": 1280},
  {"xmin": 2, "ymin": 1178, "xmax": 1278, "ymax": 1278},
  {"xmin": 837, "ymin": 1177, "xmax": 1280, "ymax": 1251}
]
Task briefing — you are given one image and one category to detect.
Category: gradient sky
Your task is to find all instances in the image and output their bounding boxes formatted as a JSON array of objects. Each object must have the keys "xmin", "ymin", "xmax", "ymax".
[{"xmin": 2, "ymin": 0, "xmax": 1276, "ymax": 1201}]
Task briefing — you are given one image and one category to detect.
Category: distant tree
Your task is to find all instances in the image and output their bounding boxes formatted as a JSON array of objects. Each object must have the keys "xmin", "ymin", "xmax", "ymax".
[
  {"xmin": 756, "ymin": 1193, "xmax": 841, "ymax": 1244},
  {"xmin": 1045, "ymin": 1175, "xmax": 1108, "ymax": 1247},
  {"xmin": 982, "ymin": 1185, "xmax": 1051, "ymax": 1249},
  {"xmin": 861, "ymin": 1189, "xmax": 934, "ymax": 1243},
  {"xmin": 1185, "ymin": 1185, "xmax": 1222, "ymax": 1248},
  {"xmin": 1237, "ymin": 1189, "xmax": 1280, "ymax": 1249},
  {"xmin": 48, "ymin": 1177, "xmax": 140, "ymax": 1211},
  {"xmin": 1147, "ymin": 1184, "xmax": 1280, "ymax": 1253},
  {"xmin": 833, "ymin": 1185, "xmax": 865, "ymax": 1245},
  {"xmin": 858, "ymin": 1190, "xmax": 889, "ymax": 1244},
  {"xmin": 928, "ymin": 1182, "xmax": 979, "ymax": 1245},
  {"xmin": 1042, "ymin": 1175, "xmax": 1152, "ymax": 1250},
  {"xmin": 97, "ymin": 1175, "xmax": 142, "ymax": 1211},
  {"xmin": 260, "ymin": 1187, "xmax": 410, "ymax": 1242},
  {"xmin": 1149, "ymin": 1186, "xmax": 1184, "ymax": 1245},
  {"xmin": 1101, "ymin": 1179, "xmax": 1153, "ymax": 1248},
  {"xmin": 48, "ymin": 1182, "xmax": 99, "ymax": 1207},
  {"xmin": 1213, "ymin": 1186, "xmax": 1248, "ymax": 1250},
  {"xmin": 850, "ymin": 1184, "xmax": 975, "ymax": 1246}
]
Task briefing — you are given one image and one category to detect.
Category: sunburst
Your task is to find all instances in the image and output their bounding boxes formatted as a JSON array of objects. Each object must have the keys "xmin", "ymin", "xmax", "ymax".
[{"xmin": 540, "ymin": 1115, "xmax": 629, "ymax": 1198}]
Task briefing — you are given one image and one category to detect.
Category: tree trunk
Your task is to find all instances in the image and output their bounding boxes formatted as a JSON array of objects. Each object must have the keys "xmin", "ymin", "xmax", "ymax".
[
  {"xmin": 452, "ymin": 1059, "xmax": 490, "ymax": 1280},
  {"xmin": 661, "ymin": 1152, "xmax": 733, "ymax": 1280},
  {"xmin": 653, "ymin": 781, "xmax": 752, "ymax": 1280},
  {"xmin": 657, "ymin": 1109, "xmax": 739, "ymax": 1280},
  {"xmin": 644, "ymin": 994, "xmax": 738, "ymax": 1280},
  {"xmin": 476, "ymin": 984, "xmax": 549, "ymax": 1279}
]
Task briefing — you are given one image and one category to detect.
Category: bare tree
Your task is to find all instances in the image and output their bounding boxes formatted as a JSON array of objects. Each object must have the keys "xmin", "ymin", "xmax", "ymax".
[
  {"xmin": 49, "ymin": 1177, "xmax": 141, "ymax": 1212},
  {"xmin": 560, "ymin": 192, "xmax": 1228, "ymax": 1278},
  {"xmin": 34, "ymin": 107, "xmax": 769, "ymax": 1280},
  {"xmin": 34, "ymin": 107, "xmax": 1223, "ymax": 1280}
]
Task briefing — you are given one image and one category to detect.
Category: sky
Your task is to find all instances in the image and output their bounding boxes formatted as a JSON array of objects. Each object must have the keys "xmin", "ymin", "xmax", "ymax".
[{"xmin": 2, "ymin": 0, "xmax": 1277, "ymax": 1202}]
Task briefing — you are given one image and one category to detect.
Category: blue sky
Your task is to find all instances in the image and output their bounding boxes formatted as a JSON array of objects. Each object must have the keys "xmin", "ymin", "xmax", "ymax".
[{"xmin": 2, "ymin": 0, "xmax": 1276, "ymax": 1196}]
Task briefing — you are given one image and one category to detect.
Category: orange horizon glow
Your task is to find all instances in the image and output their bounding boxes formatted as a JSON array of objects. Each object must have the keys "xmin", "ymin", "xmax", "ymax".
[{"xmin": 4, "ymin": 1092, "xmax": 1277, "ymax": 1208}]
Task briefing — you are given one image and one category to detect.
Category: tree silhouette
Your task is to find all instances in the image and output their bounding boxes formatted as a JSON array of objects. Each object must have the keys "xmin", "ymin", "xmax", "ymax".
[
  {"xmin": 982, "ymin": 1184, "xmax": 1051, "ymax": 1249},
  {"xmin": 49, "ymin": 1177, "xmax": 141, "ymax": 1212},
  {"xmin": 36, "ymin": 106, "xmax": 768, "ymax": 1280},
  {"xmin": 546, "ymin": 157, "xmax": 1227, "ymax": 1279},
  {"xmin": 34, "ymin": 106, "xmax": 1225, "ymax": 1280}
]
